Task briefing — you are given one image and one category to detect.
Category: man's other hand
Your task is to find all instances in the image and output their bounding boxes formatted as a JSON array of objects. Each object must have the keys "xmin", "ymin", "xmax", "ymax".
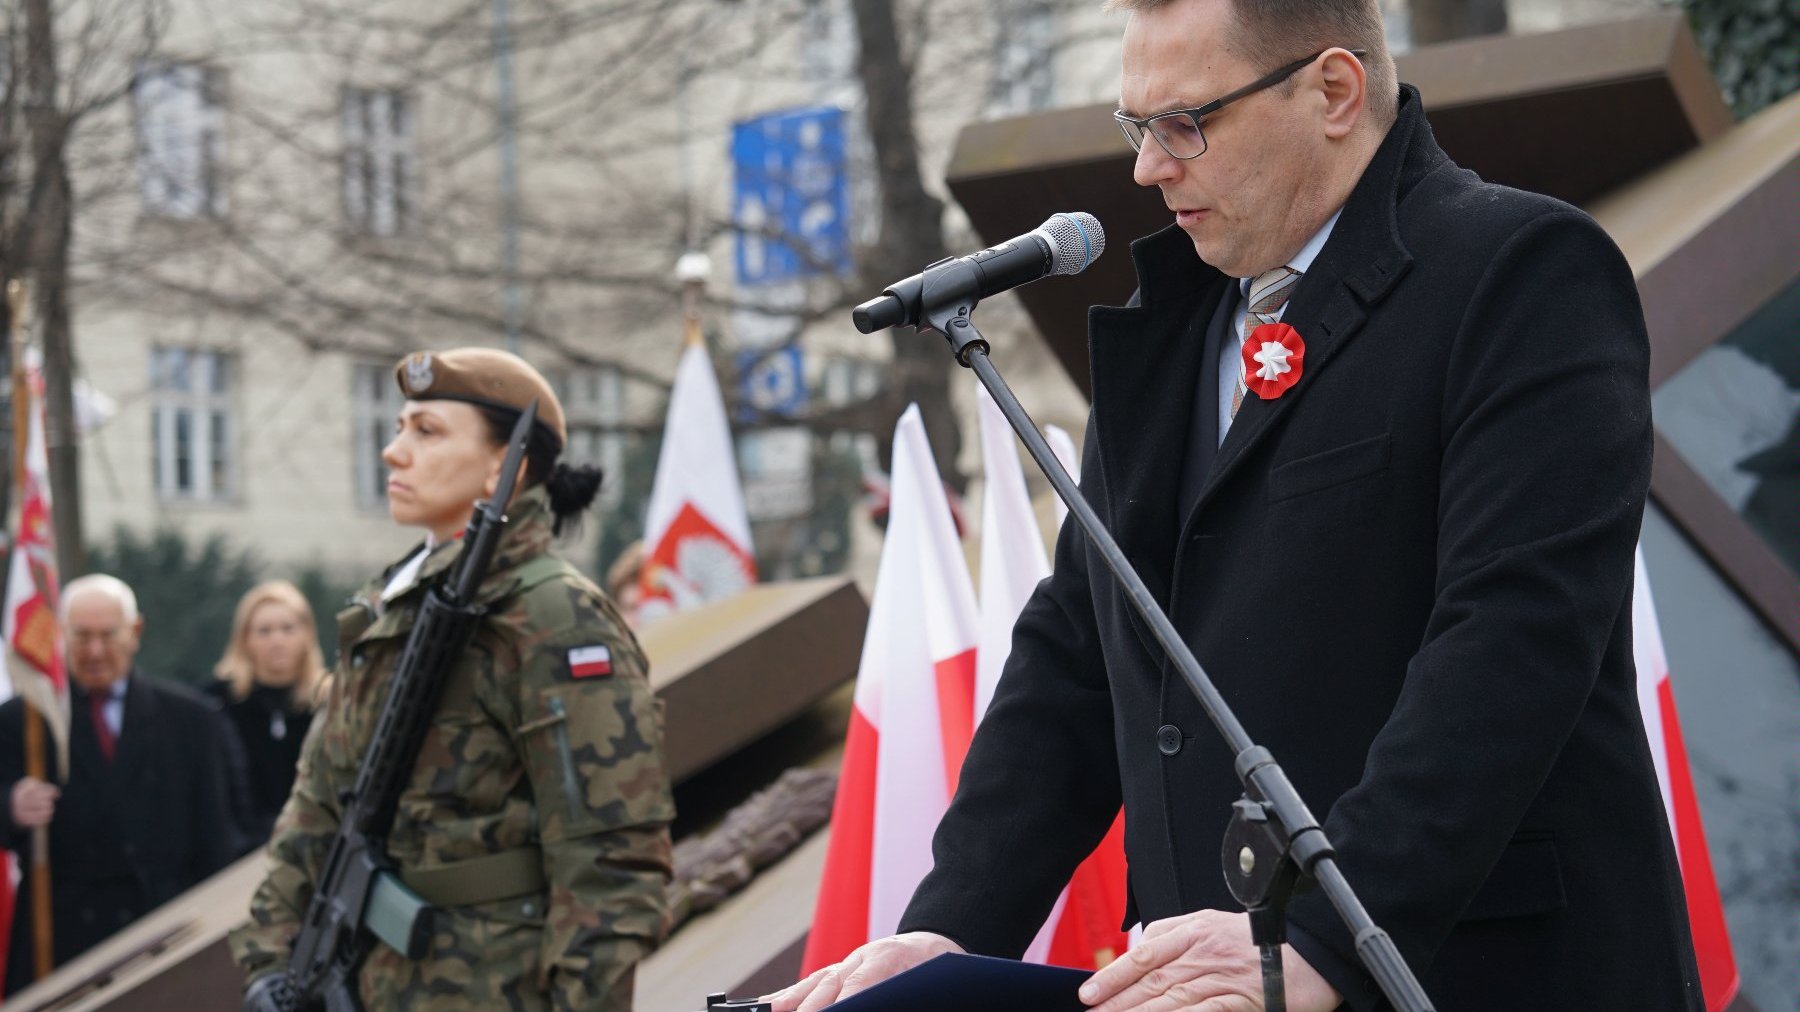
[
  {"xmin": 10, "ymin": 777, "xmax": 59, "ymax": 829},
  {"xmin": 762, "ymin": 931, "xmax": 965, "ymax": 1011},
  {"xmin": 1079, "ymin": 909, "xmax": 1341, "ymax": 1012}
]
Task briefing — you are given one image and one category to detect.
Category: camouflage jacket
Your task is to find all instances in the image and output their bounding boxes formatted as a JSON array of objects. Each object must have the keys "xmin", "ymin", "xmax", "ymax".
[{"xmin": 230, "ymin": 488, "xmax": 674, "ymax": 1010}]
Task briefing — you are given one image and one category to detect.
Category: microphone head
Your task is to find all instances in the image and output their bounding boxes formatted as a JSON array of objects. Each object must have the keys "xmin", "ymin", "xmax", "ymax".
[{"xmin": 1037, "ymin": 212, "xmax": 1105, "ymax": 276}]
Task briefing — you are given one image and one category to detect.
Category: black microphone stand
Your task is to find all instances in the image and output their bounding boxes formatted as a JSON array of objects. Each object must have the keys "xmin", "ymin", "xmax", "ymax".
[{"xmin": 912, "ymin": 295, "xmax": 1434, "ymax": 1012}]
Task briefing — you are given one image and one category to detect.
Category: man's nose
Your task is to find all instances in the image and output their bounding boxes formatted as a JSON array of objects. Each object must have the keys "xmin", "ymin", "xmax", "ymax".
[{"xmin": 1133, "ymin": 136, "xmax": 1179, "ymax": 188}]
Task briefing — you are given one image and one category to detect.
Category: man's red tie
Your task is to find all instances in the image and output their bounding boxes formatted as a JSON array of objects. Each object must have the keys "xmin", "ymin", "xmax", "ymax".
[{"xmin": 88, "ymin": 693, "xmax": 115, "ymax": 763}]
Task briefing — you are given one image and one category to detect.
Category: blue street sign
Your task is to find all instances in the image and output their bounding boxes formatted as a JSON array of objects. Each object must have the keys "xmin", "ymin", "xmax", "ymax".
[
  {"xmin": 736, "ymin": 346, "xmax": 809, "ymax": 421},
  {"xmin": 732, "ymin": 106, "xmax": 853, "ymax": 286}
]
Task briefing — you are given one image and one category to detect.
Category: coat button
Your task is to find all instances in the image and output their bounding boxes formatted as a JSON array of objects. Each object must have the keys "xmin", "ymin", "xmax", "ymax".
[{"xmin": 1156, "ymin": 724, "xmax": 1183, "ymax": 756}]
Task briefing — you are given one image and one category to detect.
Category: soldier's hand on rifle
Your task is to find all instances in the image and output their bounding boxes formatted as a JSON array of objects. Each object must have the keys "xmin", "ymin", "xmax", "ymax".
[{"xmin": 10, "ymin": 777, "xmax": 59, "ymax": 828}]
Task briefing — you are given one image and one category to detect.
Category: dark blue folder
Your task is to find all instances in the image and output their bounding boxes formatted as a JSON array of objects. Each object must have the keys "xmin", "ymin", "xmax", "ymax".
[{"xmin": 825, "ymin": 952, "xmax": 1092, "ymax": 1011}]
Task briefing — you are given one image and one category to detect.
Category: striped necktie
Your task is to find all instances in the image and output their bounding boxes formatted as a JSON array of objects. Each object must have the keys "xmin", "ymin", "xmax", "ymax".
[{"xmin": 1231, "ymin": 266, "xmax": 1302, "ymax": 419}]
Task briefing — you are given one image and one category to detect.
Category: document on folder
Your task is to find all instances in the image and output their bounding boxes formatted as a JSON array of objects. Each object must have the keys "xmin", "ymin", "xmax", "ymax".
[{"xmin": 824, "ymin": 952, "xmax": 1092, "ymax": 1011}]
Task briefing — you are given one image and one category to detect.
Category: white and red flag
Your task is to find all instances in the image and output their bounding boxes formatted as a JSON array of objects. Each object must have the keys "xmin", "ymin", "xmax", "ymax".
[
  {"xmin": 1632, "ymin": 549, "xmax": 1738, "ymax": 1011},
  {"xmin": 975, "ymin": 389, "xmax": 1128, "ymax": 972},
  {"xmin": 803, "ymin": 405, "xmax": 980, "ymax": 973},
  {"xmin": 637, "ymin": 343, "xmax": 757, "ymax": 624}
]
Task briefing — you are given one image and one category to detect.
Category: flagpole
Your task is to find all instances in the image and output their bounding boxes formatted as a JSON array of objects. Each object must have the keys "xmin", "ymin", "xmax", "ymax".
[
  {"xmin": 7, "ymin": 279, "xmax": 54, "ymax": 982},
  {"xmin": 676, "ymin": 251, "xmax": 710, "ymax": 349}
]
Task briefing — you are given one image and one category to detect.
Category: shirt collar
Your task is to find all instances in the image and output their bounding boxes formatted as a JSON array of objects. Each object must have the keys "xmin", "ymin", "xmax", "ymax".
[
  {"xmin": 1238, "ymin": 207, "xmax": 1344, "ymax": 295},
  {"xmin": 81, "ymin": 675, "xmax": 129, "ymax": 702}
]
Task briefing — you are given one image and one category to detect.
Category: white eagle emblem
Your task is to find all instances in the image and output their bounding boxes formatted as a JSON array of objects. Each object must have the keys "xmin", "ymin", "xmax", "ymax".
[{"xmin": 405, "ymin": 353, "xmax": 434, "ymax": 392}]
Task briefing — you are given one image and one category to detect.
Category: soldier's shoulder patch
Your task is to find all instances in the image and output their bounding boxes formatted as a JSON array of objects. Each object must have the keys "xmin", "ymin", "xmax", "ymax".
[{"xmin": 567, "ymin": 644, "xmax": 613, "ymax": 678}]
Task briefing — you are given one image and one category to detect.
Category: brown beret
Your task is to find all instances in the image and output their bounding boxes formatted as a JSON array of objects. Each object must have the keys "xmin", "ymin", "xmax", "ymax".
[{"xmin": 394, "ymin": 347, "xmax": 567, "ymax": 448}]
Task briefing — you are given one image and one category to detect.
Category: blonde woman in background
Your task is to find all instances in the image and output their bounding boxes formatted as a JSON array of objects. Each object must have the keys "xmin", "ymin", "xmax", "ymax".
[{"xmin": 208, "ymin": 580, "xmax": 328, "ymax": 843}]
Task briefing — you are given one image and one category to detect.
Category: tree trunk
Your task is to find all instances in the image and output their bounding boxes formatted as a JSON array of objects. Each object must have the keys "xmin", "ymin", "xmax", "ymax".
[
  {"xmin": 1409, "ymin": 0, "xmax": 1509, "ymax": 46},
  {"xmin": 849, "ymin": 0, "xmax": 966, "ymax": 493},
  {"xmin": 24, "ymin": 0, "xmax": 84, "ymax": 579}
]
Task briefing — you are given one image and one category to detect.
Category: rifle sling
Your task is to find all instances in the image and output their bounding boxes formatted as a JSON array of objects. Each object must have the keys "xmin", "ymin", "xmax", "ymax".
[{"xmin": 399, "ymin": 846, "xmax": 547, "ymax": 908}]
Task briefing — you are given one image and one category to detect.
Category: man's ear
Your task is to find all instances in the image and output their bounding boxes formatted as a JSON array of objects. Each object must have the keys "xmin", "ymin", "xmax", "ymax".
[{"xmin": 1318, "ymin": 47, "xmax": 1366, "ymax": 139}]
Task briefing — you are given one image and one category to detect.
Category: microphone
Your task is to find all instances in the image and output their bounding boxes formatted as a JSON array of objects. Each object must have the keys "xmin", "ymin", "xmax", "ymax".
[{"xmin": 852, "ymin": 212, "xmax": 1104, "ymax": 333}]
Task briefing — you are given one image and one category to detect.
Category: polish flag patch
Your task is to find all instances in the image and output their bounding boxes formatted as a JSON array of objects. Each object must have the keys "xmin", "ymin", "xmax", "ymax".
[{"xmin": 568, "ymin": 645, "xmax": 614, "ymax": 679}]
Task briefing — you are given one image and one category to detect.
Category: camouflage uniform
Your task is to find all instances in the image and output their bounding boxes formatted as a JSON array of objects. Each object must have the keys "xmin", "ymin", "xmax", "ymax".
[{"xmin": 230, "ymin": 487, "xmax": 674, "ymax": 1010}]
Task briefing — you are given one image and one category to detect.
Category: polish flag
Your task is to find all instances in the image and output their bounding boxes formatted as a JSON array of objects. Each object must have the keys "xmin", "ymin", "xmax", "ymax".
[
  {"xmin": 975, "ymin": 388, "xmax": 1128, "ymax": 972},
  {"xmin": 1632, "ymin": 549, "xmax": 1738, "ymax": 1011},
  {"xmin": 638, "ymin": 343, "xmax": 757, "ymax": 625},
  {"xmin": 803, "ymin": 405, "xmax": 980, "ymax": 973}
]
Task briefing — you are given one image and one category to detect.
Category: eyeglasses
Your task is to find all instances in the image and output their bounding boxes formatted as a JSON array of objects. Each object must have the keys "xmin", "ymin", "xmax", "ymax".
[{"xmin": 1114, "ymin": 49, "xmax": 1367, "ymax": 160}]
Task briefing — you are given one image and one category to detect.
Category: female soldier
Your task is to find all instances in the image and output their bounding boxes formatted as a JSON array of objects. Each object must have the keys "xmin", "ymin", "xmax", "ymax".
[
  {"xmin": 230, "ymin": 349, "xmax": 673, "ymax": 1010},
  {"xmin": 208, "ymin": 579, "xmax": 329, "ymax": 843}
]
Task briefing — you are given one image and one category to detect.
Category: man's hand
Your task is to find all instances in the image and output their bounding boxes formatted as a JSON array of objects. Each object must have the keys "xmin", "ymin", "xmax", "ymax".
[
  {"xmin": 761, "ymin": 931, "xmax": 964, "ymax": 1011},
  {"xmin": 10, "ymin": 777, "xmax": 58, "ymax": 829},
  {"xmin": 1079, "ymin": 909, "xmax": 1341, "ymax": 1012}
]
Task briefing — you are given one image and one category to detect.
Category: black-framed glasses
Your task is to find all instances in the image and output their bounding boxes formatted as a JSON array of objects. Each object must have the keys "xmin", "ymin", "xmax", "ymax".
[{"xmin": 1113, "ymin": 49, "xmax": 1367, "ymax": 160}]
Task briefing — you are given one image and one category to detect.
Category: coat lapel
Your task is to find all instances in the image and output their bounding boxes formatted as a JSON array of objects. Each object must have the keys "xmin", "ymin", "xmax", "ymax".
[
  {"xmin": 1089, "ymin": 227, "xmax": 1226, "ymax": 639},
  {"xmin": 1188, "ymin": 89, "xmax": 1435, "ymax": 515},
  {"xmin": 68, "ymin": 685, "xmax": 107, "ymax": 787},
  {"xmin": 102, "ymin": 673, "xmax": 154, "ymax": 808}
]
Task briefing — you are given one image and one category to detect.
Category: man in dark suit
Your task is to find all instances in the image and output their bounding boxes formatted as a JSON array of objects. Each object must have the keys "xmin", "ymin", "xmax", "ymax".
[
  {"xmin": 772, "ymin": 0, "xmax": 1704, "ymax": 1009},
  {"xmin": 0, "ymin": 574, "xmax": 242, "ymax": 995}
]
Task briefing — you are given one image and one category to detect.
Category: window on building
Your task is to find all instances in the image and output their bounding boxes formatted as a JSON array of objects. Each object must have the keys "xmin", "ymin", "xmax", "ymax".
[
  {"xmin": 342, "ymin": 89, "xmax": 414, "ymax": 236},
  {"xmin": 989, "ymin": 0, "xmax": 1059, "ymax": 115},
  {"xmin": 823, "ymin": 355, "xmax": 882, "ymax": 468},
  {"xmin": 352, "ymin": 362, "xmax": 405, "ymax": 509},
  {"xmin": 151, "ymin": 348, "xmax": 235, "ymax": 502},
  {"xmin": 134, "ymin": 61, "xmax": 226, "ymax": 219},
  {"xmin": 556, "ymin": 365, "xmax": 627, "ymax": 511}
]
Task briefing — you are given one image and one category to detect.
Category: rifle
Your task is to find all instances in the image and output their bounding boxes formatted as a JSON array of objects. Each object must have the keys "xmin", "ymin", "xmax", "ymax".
[{"xmin": 245, "ymin": 402, "xmax": 539, "ymax": 1012}]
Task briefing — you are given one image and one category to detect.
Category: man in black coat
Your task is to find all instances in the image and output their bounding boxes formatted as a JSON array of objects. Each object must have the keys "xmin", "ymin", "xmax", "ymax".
[
  {"xmin": 0, "ymin": 574, "xmax": 242, "ymax": 995},
  {"xmin": 772, "ymin": 0, "xmax": 1704, "ymax": 1009}
]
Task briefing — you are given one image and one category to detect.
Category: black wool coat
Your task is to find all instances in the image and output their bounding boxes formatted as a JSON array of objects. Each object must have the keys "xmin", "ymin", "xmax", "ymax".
[
  {"xmin": 900, "ymin": 87, "xmax": 1704, "ymax": 1011},
  {"xmin": 0, "ymin": 673, "xmax": 242, "ymax": 994},
  {"xmin": 205, "ymin": 680, "xmax": 313, "ymax": 846}
]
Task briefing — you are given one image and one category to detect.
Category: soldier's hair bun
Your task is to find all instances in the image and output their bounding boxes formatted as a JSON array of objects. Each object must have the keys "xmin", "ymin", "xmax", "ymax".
[{"xmin": 545, "ymin": 462, "xmax": 604, "ymax": 537}]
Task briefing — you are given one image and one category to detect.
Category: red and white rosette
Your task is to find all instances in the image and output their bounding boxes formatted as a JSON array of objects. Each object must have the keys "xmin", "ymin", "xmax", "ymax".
[{"xmin": 1241, "ymin": 322, "xmax": 1305, "ymax": 400}]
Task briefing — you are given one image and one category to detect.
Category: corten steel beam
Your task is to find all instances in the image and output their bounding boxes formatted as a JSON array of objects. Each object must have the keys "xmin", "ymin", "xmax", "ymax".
[
  {"xmin": 641, "ymin": 575, "xmax": 869, "ymax": 784},
  {"xmin": 1589, "ymin": 88, "xmax": 1800, "ymax": 389},
  {"xmin": 945, "ymin": 12, "xmax": 1730, "ymax": 396},
  {"xmin": 1590, "ymin": 90, "xmax": 1800, "ymax": 656}
]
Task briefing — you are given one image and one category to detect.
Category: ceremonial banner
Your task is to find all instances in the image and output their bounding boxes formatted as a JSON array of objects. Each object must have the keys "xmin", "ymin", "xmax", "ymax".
[
  {"xmin": 1632, "ymin": 549, "xmax": 1738, "ymax": 1011},
  {"xmin": 639, "ymin": 344, "xmax": 757, "ymax": 624},
  {"xmin": 803, "ymin": 406, "xmax": 979, "ymax": 973},
  {"xmin": 0, "ymin": 350, "xmax": 71, "ymax": 986},
  {"xmin": 0, "ymin": 356, "xmax": 69, "ymax": 762}
]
